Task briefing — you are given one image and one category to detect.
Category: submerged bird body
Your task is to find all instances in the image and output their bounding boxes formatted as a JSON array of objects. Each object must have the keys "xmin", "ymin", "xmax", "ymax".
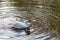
[{"xmin": 14, "ymin": 22, "xmax": 27, "ymax": 28}]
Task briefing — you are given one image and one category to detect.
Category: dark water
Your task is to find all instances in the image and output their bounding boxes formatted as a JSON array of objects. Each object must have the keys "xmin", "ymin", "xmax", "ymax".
[{"xmin": 0, "ymin": 0, "xmax": 60, "ymax": 40}]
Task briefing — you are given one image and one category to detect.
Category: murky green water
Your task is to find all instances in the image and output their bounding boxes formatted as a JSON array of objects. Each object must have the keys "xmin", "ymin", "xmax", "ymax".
[{"xmin": 0, "ymin": 0, "xmax": 60, "ymax": 40}]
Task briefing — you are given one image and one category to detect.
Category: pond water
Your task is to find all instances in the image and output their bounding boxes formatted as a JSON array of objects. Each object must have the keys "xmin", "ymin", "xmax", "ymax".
[
  {"xmin": 0, "ymin": 18, "xmax": 50, "ymax": 40},
  {"xmin": 0, "ymin": 0, "xmax": 60, "ymax": 40}
]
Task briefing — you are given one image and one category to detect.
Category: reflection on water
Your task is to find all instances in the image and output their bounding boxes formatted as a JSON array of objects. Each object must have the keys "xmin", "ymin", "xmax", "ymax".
[{"xmin": 0, "ymin": 0, "xmax": 60, "ymax": 40}]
